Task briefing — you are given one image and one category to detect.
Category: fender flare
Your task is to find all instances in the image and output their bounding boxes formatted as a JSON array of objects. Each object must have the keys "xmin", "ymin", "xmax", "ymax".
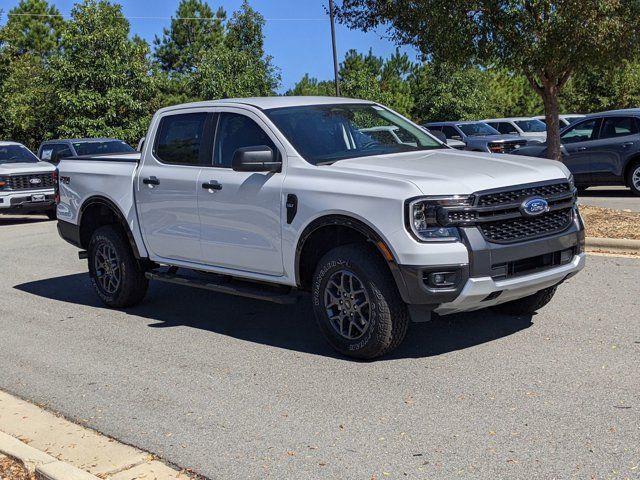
[{"xmin": 79, "ymin": 195, "xmax": 143, "ymax": 259}]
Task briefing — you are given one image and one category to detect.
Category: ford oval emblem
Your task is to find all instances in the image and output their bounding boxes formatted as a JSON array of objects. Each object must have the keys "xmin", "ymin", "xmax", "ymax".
[
  {"xmin": 29, "ymin": 177, "xmax": 42, "ymax": 185},
  {"xmin": 520, "ymin": 197, "xmax": 549, "ymax": 217}
]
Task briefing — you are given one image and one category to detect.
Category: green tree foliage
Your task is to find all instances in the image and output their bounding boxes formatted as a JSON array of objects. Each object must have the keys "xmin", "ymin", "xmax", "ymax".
[
  {"xmin": 482, "ymin": 68, "xmax": 543, "ymax": 118},
  {"xmin": 153, "ymin": 0, "xmax": 226, "ymax": 74},
  {"xmin": 0, "ymin": 0, "xmax": 63, "ymax": 147},
  {"xmin": 411, "ymin": 62, "xmax": 488, "ymax": 122},
  {"xmin": 48, "ymin": 0, "xmax": 155, "ymax": 144},
  {"xmin": 0, "ymin": 0, "xmax": 63, "ymax": 58},
  {"xmin": 335, "ymin": 0, "xmax": 640, "ymax": 159},
  {"xmin": 561, "ymin": 60, "xmax": 640, "ymax": 113},
  {"xmin": 286, "ymin": 74, "xmax": 335, "ymax": 96},
  {"xmin": 191, "ymin": 0, "xmax": 279, "ymax": 99}
]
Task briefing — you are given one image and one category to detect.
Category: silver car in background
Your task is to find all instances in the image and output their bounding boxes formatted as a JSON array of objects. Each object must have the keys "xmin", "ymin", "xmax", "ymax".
[{"xmin": 425, "ymin": 121, "xmax": 528, "ymax": 153}]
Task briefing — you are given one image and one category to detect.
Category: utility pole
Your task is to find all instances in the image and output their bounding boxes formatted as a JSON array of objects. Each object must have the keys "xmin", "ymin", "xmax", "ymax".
[{"xmin": 328, "ymin": 0, "xmax": 341, "ymax": 96}]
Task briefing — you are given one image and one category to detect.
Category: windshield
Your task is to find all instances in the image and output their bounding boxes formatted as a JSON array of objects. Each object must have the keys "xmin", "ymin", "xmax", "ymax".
[
  {"xmin": 73, "ymin": 140, "xmax": 134, "ymax": 156},
  {"xmin": 456, "ymin": 122, "xmax": 500, "ymax": 137},
  {"xmin": 0, "ymin": 144, "xmax": 39, "ymax": 164},
  {"xmin": 515, "ymin": 119, "xmax": 547, "ymax": 133},
  {"xmin": 264, "ymin": 104, "xmax": 443, "ymax": 165}
]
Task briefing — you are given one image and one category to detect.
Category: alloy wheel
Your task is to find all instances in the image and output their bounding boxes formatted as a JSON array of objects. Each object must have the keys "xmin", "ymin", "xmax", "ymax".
[
  {"xmin": 324, "ymin": 269, "xmax": 371, "ymax": 340},
  {"xmin": 94, "ymin": 241, "xmax": 121, "ymax": 295}
]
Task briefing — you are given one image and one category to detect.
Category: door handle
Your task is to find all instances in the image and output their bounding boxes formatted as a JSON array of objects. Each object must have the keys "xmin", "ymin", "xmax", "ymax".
[
  {"xmin": 142, "ymin": 176, "xmax": 160, "ymax": 186},
  {"xmin": 202, "ymin": 180, "xmax": 223, "ymax": 191},
  {"xmin": 576, "ymin": 146, "xmax": 588, "ymax": 151},
  {"xmin": 622, "ymin": 142, "xmax": 634, "ymax": 148}
]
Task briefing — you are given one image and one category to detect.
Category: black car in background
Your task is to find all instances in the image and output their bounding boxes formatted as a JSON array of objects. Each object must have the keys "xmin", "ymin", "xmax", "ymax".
[
  {"xmin": 513, "ymin": 109, "xmax": 640, "ymax": 195},
  {"xmin": 37, "ymin": 138, "xmax": 135, "ymax": 164}
]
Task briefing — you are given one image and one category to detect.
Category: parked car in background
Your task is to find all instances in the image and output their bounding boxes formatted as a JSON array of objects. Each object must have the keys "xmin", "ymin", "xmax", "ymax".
[
  {"xmin": 423, "ymin": 127, "xmax": 466, "ymax": 149},
  {"xmin": 483, "ymin": 117, "xmax": 547, "ymax": 143},
  {"xmin": 513, "ymin": 109, "xmax": 640, "ymax": 195},
  {"xmin": 0, "ymin": 141, "xmax": 56, "ymax": 219},
  {"xmin": 38, "ymin": 138, "xmax": 135, "ymax": 165},
  {"xmin": 56, "ymin": 97, "xmax": 585, "ymax": 359},
  {"xmin": 534, "ymin": 114, "xmax": 586, "ymax": 128},
  {"xmin": 425, "ymin": 121, "xmax": 528, "ymax": 153}
]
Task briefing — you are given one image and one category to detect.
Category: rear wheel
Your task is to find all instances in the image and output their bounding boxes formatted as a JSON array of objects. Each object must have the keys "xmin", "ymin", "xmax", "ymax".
[
  {"xmin": 491, "ymin": 286, "xmax": 557, "ymax": 316},
  {"xmin": 628, "ymin": 162, "xmax": 640, "ymax": 196},
  {"xmin": 88, "ymin": 225, "xmax": 148, "ymax": 308},
  {"xmin": 311, "ymin": 244, "xmax": 409, "ymax": 359}
]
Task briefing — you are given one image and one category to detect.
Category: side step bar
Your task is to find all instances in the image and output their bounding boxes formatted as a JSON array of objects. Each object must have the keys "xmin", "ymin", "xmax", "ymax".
[{"xmin": 145, "ymin": 270, "xmax": 301, "ymax": 305}]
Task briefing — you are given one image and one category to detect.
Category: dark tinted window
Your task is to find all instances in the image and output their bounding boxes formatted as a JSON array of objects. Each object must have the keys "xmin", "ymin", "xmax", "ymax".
[
  {"xmin": 214, "ymin": 113, "xmax": 276, "ymax": 168},
  {"xmin": 155, "ymin": 113, "xmax": 208, "ymax": 165},
  {"xmin": 0, "ymin": 144, "xmax": 39, "ymax": 164},
  {"xmin": 51, "ymin": 144, "xmax": 73, "ymax": 164},
  {"xmin": 441, "ymin": 126, "xmax": 460, "ymax": 139},
  {"xmin": 73, "ymin": 140, "xmax": 134, "ymax": 156},
  {"xmin": 561, "ymin": 119, "xmax": 598, "ymax": 144},
  {"xmin": 599, "ymin": 117, "xmax": 639, "ymax": 139},
  {"xmin": 494, "ymin": 122, "xmax": 517, "ymax": 134}
]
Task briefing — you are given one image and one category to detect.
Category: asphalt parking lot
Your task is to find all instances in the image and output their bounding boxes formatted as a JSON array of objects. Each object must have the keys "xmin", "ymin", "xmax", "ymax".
[
  {"xmin": 0, "ymin": 216, "xmax": 639, "ymax": 479},
  {"xmin": 578, "ymin": 186, "xmax": 640, "ymax": 212}
]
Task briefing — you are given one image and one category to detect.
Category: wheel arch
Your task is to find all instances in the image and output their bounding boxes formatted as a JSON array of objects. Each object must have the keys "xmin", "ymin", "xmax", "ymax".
[
  {"xmin": 623, "ymin": 154, "xmax": 640, "ymax": 186},
  {"xmin": 294, "ymin": 214, "xmax": 401, "ymax": 291},
  {"xmin": 78, "ymin": 196, "xmax": 143, "ymax": 259}
]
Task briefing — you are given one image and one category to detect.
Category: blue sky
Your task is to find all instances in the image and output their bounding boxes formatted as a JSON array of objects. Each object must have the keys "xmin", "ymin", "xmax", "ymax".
[{"xmin": 0, "ymin": 0, "xmax": 419, "ymax": 92}]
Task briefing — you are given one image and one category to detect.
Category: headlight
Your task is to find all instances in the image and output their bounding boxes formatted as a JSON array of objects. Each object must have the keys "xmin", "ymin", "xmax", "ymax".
[
  {"xmin": 0, "ymin": 177, "xmax": 7, "ymax": 189},
  {"xmin": 407, "ymin": 196, "xmax": 471, "ymax": 242}
]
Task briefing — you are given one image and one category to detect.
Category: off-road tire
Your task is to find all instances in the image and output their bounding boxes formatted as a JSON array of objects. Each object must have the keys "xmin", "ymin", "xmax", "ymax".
[
  {"xmin": 311, "ymin": 244, "xmax": 409, "ymax": 359},
  {"xmin": 492, "ymin": 286, "xmax": 557, "ymax": 316},
  {"xmin": 88, "ymin": 225, "xmax": 148, "ymax": 308},
  {"xmin": 628, "ymin": 161, "xmax": 640, "ymax": 196}
]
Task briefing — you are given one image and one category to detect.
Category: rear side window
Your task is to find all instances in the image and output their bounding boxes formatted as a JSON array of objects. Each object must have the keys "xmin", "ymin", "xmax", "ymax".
[
  {"xmin": 441, "ymin": 126, "xmax": 460, "ymax": 139},
  {"xmin": 599, "ymin": 117, "xmax": 639, "ymax": 139},
  {"xmin": 155, "ymin": 113, "xmax": 208, "ymax": 165}
]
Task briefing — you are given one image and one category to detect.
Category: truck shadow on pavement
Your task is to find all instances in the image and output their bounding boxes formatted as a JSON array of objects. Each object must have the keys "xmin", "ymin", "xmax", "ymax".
[
  {"xmin": 14, "ymin": 272, "xmax": 534, "ymax": 361},
  {"xmin": 0, "ymin": 215, "xmax": 51, "ymax": 226},
  {"xmin": 579, "ymin": 187, "xmax": 633, "ymax": 198}
]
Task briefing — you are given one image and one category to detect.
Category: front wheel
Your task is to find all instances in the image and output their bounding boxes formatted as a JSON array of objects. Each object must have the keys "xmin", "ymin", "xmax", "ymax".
[
  {"xmin": 88, "ymin": 225, "xmax": 148, "ymax": 308},
  {"xmin": 311, "ymin": 244, "xmax": 409, "ymax": 359},
  {"xmin": 491, "ymin": 286, "xmax": 557, "ymax": 316},
  {"xmin": 628, "ymin": 162, "xmax": 640, "ymax": 196}
]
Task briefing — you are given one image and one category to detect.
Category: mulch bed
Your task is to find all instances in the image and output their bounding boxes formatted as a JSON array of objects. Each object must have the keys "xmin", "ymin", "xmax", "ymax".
[
  {"xmin": 580, "ymin": 205, "xmax": 640, "ymax": 240},
  {"xmin": 0, "ymin": 457, "xmax": 35, "ymax": 480}
]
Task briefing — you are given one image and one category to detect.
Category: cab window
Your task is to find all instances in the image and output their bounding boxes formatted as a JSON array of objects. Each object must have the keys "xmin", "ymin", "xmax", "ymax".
[
  {"xmin": 155, "ymin": 113, "xmax": 208, "ymax": 165},
  {"xmin": 561, "ymin": 119, "xmax": 599, "ymax": 144},
  {"xmin": 213, "ymin": 113, "xmax": 276, "ymax": 168}
]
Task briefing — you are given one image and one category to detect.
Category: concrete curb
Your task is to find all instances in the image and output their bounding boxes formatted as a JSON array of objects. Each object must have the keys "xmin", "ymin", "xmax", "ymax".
[
  {"xmin": 585, "ymin": 236, "xmax": 640, "ymax": 254},
  {"xmin": 0, "ymin": 391, "xmax": 187, "ymax": 479}
]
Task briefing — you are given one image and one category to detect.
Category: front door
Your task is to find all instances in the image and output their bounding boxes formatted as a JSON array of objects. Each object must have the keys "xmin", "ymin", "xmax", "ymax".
[
  {"xmin": 137, "ymin": 111, "xmax": 212, "ymax": 263},
  {"xmin": 559, "ymin": 117, "xmax": 600, "ymax": 184},
  {"xmin": 587, "ymin": 116, "xmax": 639, "ymax": 183},
  {"xmin": 197, "ymin": 110, "xmax": 285, "ymax": 276}
]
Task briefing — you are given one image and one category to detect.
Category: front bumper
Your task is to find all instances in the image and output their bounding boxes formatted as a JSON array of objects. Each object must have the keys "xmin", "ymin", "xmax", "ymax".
[
  {"xmin": 0, "ymin": 190, "xmax": 55, "ymax": 214},
  {"xmin": 392, "ymin": 220, "xmax": 585, "ymax": 314}
]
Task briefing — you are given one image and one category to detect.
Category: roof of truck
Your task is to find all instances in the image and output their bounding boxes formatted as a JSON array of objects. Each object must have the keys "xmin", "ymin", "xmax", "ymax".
[
  {"xmin": 40, "ymin": 138, "xmax": 125, "ymax": 144},
  {"xmin": 159, "ymin": 96, "xmax": 375, "ymax": 113}
]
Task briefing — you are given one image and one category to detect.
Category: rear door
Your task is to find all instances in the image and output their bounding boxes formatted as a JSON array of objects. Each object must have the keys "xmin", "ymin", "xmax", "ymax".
[
  {"xmin": 136, "ymin": 111, "xmax": 213, "ymax": 263},
  {"xmin": 559, "ymin": 117, "xmax": 601, "ymax": 184},
  {"xmin": 197, "ymin": 108, "xmax": 285, "ymax": 275},
  {"xmin": 587, "ymin": 116, "xmax": 639, "ymax": 183}
]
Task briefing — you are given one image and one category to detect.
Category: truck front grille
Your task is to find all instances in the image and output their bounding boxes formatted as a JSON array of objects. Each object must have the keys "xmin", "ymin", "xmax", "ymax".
[
  {"xmin": 488, "ymin": 140, "xmax": 528, "ymax": 154},
  {"xmin": 439, "ymin": 180, "xmax": 576, "ymax": 244},
  {"xmin": 480, "ymin": 208, "xmax": 573, "ymax": 243},
  {"xmin": 5, "ymin": 172, "xmax": 55, "ymax": 190}
]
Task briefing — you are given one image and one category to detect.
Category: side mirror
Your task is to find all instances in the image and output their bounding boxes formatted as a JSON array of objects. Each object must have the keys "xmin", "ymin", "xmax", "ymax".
[{"xmin": 232, "ymin": 146, "xmax": 281, "ymax": 173}]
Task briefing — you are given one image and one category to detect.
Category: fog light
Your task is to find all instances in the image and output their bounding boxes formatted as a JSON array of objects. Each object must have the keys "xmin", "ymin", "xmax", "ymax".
[
  {"xmin": 560, "ymin": 248, "xmax": 573, "ymax": 264},
  {"xmin": 427, "ymin": 271, "xmax": 458, "ymax": 288}
]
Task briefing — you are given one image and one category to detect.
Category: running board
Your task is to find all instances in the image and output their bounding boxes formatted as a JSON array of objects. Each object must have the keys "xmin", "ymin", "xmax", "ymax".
[{"xmin": 145, "ymin": 270, "xmax": 301, "ymax": 305}]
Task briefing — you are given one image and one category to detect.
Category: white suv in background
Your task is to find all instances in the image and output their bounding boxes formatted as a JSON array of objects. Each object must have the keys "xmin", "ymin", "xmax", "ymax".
[
  {"xmin": 0, "ymin": 141, "xmax": 56, "ymax": 219},
  {"xmin": 484, "ymin": 117, "xmax": 548, "ymax": 143}
]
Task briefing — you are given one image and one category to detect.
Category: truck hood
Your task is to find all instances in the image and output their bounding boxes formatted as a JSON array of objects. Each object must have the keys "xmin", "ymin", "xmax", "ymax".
[
  {"xmin": 0, "ymin": 161, "xmax": 55, "ymax": 173},
  {"xmin": 327, "ymin": 149, "xmax": 570, "ymax": 195},
  {"xmin": 466, "ymin": 134, "xmax": 523, "ymax": 143}
]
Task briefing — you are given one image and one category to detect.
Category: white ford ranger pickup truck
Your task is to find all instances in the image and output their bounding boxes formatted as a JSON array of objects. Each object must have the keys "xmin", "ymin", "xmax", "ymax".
[
  {"xmin": 0, "ymin": 141, "xmax": 57, "ymax": 219},
  {"xmin": 55, "ymin": 97, "xmax": 585, "ymax": 359}
]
